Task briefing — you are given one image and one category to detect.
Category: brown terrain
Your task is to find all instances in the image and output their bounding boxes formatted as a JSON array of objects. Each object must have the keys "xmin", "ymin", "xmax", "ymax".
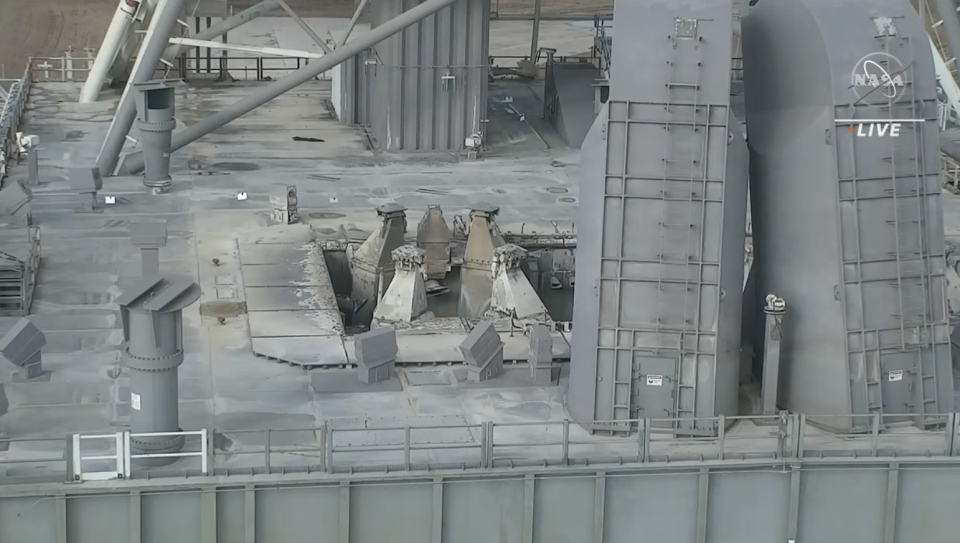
[{"xmin": 0, "ymin": 0, "xmax": 612, "ymax": 80}]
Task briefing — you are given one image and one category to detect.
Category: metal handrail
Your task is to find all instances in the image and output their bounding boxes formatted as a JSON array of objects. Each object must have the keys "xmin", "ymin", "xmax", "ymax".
[{"xmin": 2, "ymin": 412, "xmax": 958, "ymax": 485}]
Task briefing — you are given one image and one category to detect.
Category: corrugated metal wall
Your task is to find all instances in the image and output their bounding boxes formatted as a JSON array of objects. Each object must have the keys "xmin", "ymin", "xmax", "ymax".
[{"xmin": 362, "ymin": 0, "xmax": 491, "ymax": 152}]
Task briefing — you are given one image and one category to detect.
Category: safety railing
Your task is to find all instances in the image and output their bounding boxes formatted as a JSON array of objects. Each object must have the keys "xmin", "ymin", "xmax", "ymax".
[
  {"xmin": 0, "ymin": 60, "xmax": 31, "ymax": 183},
  {"xmin": 71, "ymin": 430, "xmax": 209, "ymax": 482},
  {"xmin": 1, "ymin": 412, "xmax": 959, "ymax": 485},
  {"xmin": 173, "ymin": 54, "xmax": 333, "ymax": 82}
]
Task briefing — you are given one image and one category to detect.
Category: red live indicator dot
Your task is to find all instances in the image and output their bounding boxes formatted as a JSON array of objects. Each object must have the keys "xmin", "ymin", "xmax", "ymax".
[{"xmin": 849, "ymin": 126, "xmax": 855, "ymax": 132}]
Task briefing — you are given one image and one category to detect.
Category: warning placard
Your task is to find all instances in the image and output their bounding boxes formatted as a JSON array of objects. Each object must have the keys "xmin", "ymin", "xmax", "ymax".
[
  {"xmin": 888, "ymin": 370, "xmax": 903, "ymax": 382},
  {"xmin": 646, "ymin": 375, "xmax": 663, "ymax": 386}
]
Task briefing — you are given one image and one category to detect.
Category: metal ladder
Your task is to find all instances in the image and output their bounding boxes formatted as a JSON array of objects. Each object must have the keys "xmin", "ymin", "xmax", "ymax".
[
  {"xmin": 653, "ymin": 18, "xmax": 705, "ymax": 429},
  {"xmin": 879, "ymin": 32, "xmax": 940, "ymax": 419}
]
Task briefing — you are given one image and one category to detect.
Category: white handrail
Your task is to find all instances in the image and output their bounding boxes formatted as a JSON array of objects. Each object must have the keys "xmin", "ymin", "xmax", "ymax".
[{"xmin": 72, "ymin": 429, "xmax": 208, "ymax": 482}]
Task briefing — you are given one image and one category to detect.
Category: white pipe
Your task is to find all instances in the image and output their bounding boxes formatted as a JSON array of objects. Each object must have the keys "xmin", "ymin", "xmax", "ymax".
[
  {"xmin": 168, "ymin": 37, "xmax": 323, "ymax": 58},
  {"xmin": 79, "ymin": 0, "xmax": 139, "ymax": 103}
]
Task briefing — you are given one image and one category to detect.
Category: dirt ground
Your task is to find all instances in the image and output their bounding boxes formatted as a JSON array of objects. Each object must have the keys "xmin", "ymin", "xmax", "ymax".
[
  {"xmin": 0, "ymin": 0, "xmax": 612, "ymax": 80},
  {"xmin": 0, "ymin": 0, "xmax": 117, "ymax": 78}
]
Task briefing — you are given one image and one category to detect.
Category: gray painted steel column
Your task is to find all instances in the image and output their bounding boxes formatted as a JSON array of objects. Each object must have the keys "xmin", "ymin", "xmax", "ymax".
[
  {"xmin": 117, "ymin": 0, "xmax": 464, "ymax": 175},
  {"xmin": 116, "ymin": 277, "xmax": 201, "ymax": 465},
  {"xmin": 934, "ymin": 0, "xmax": 960, "ymax": 65},
  {"xmin": 27, "ymin": 150, "xmax": 39, "ymax": 185},
  {"xmin": 95, "ymin": 0, "xmax": 186, "ymax": 178},
  {"xmin": 530, "ymin": 0, "xmax": 542, "ymax": 61},
  {"xmin": 761, "ymin": 296, "xmax": 786, "ymax": 416},
  {"xmin": 134, "ymin": 82, "xmax": 177, "ymax": 190}
]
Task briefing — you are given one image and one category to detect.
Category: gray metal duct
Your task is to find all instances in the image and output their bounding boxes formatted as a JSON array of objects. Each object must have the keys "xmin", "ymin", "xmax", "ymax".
[
  {"xmin": 116, "ymin": 0, "xmax": 465, "ymax": 175},
  {"xmin": 95, "ymin": 0, "xmax": 186, "ymax": 177}
]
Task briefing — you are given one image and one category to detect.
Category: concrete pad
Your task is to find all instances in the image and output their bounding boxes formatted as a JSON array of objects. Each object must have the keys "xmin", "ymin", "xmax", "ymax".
[
  {"xmin": 252, "ymin": 336, "xmax": 349, "ymax": 366},
  {"xmin": 245, "ymin": 286, "xmax": 334, "ymax": 311},
  {"xmin": 241, "ymin": 263, "xmax": 331, "ymax": 287},
  {"xmin": 239, "ymin": 243, "xmax": 315, "ymax": 265},
  {"xmin": 248, "ymin": 310, "xmax": 343, "ymax": 338},
  {"xmin": 310, "ymin": 371, "xmax": 404, "ymax": 394}
]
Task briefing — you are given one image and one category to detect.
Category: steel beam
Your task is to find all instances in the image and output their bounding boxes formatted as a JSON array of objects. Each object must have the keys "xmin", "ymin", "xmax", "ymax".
[
  {"xmin": 95, "ymin": 0, "xmax": 186, "ymax": 177},
  {"xmin": 79, "ymin": 0, "xmax": 139, "ymax": 103},
  {"xmin": 117, "ymin": 0, "xmax": 464, "ymax": 175},
  {"xmin": 340, "ymin": 0, "xmax": 370, "ymax": 46},
  {"xmin": 169, "ymin": 37, "xmax": 323, "ymax": 58},
  {"xmin": 277, "ymin": 0, "xmax": 332, "ymax": 54},
  {"xmin": 934, "ymin": 0, "xmax": 960, "ymax": 68},
  {"xmin": 162, "ymin": 0, "xmax": 281, "ymax": 61}
]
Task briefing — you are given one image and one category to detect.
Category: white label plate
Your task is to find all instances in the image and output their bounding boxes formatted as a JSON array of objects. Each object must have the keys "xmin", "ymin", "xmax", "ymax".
[
  {"xmin": 888, "ymin": 370, "xmax": 903, "ymax": 382},
  {"xmin": 646, "ymin": 374, "xmax": 663, "ymax": 386},
  {"xmin": 131, "ymin": 392, "xmax": 141, "ymax": 411}
]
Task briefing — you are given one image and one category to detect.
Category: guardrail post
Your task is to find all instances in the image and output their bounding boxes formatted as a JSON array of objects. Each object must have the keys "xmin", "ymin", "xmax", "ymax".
[
  {"xmin": 792, "ymin": 413, "xmax": 806, "ymax": 458},
  {"xmin": 403, "ymin": 426, "xmax": 411, "ymax": 470},
  {"xmin": 263, "ymin": 429, "xmax": 271, "ymax": 473},
  {"xmin": 65, "ymin": 434, "xmax": 77, "ymax": 482},
  {"xmin": 946, "ymin": 413, "xmax": 958, "ymax": 456},
  {"xmin": 716, "ymin": 415, "xmax": 726, "ymax": 460},
  {"xmin": 324, "ymin": 425, "xmax": 334, "ymax": 472},
  {"xmin": 870, "ymin": 412, "xmax": 881, "ymax": 456},
  {"xmin": 207, "ymin": 429, "xmax": 216, "ymax": 474},
  {"xmin": 478, "ymin": 422, "xmax": 488, "ymax": 468},
  {"xmin": 561, "ymin": 419, "xmax": 570, "ymax": 465},
  {"xmin": 637, "ymin": 419, "xmax": 650, "ymax": 462}
]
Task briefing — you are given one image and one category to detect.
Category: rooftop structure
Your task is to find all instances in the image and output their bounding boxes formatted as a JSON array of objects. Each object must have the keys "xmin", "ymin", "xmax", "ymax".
[{"xmin": 1, "ymin": 0, "xmax": 960, "ymax": 542}]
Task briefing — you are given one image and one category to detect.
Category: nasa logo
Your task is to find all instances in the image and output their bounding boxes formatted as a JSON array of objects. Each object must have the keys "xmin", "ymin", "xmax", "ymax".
[{"xmin": 851, "ymin": 52, "xmax": 906, "ymax": 103}]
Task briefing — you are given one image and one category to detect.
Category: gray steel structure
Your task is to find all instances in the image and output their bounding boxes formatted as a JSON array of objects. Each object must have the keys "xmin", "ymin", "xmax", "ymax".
[
  {"xmin": 366, "ymin": 0, "xmax": 490, "ymax": 151},
  {"xmin": 115, "ymin": 0, "xmax": 465, "ymax": 175},
  {"xmin": 134, "ymin": 82, "xmax": 177, "ymax": 191},
  {"xmin": 116, "ymin": 277, "xmax": 201, "ymax": 462},
  {"xmin": 96, "ymin": 0, "xmax": 186, "ymax": 177},
  {"xmin": 742, "ymin": 0, "xmax": 954, "ymax": 431},
  {"xmin": 569, "ymin": 0, "xmax": 749, "ymax": 433}
]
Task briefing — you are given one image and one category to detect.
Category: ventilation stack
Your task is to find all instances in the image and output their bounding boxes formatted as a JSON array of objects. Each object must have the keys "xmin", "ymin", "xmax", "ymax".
[
  {"xmin": 569, "ymin": 0, "xmax": 749, "ymax": 435},
  {"xmin": 489, "ymin": 244, "xmax": 550, "ymax": 324},
  {"xmin": 373, "ymin": 245, "xmax": 429, "ymax": 324},
  {"xmin": 459, "ymin": 203, "xmax": 505, "ymax": 318},
  {"xmin": 116, "ymin": 277, "xmax": 201, "ymax": 466},
  {"xmin": 351, "ymin": 203, "xmax": 408, "ymax": 324},
  {"xmin": 134, "ymin": 81, "xmax": 178, "ymax": 194},
  {"xmin": 742, "ymin": 0, "xmax": 953, "ymax": 431}
]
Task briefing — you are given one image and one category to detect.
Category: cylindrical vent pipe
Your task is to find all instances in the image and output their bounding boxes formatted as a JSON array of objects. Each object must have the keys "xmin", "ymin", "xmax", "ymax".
[
  {"xmin": 116, "ymin": 277, "xmax": 200, "ymax": 466},
  {"xmin": 134, "ymin": 82, "xmax": 178, "ymax": 191}
]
